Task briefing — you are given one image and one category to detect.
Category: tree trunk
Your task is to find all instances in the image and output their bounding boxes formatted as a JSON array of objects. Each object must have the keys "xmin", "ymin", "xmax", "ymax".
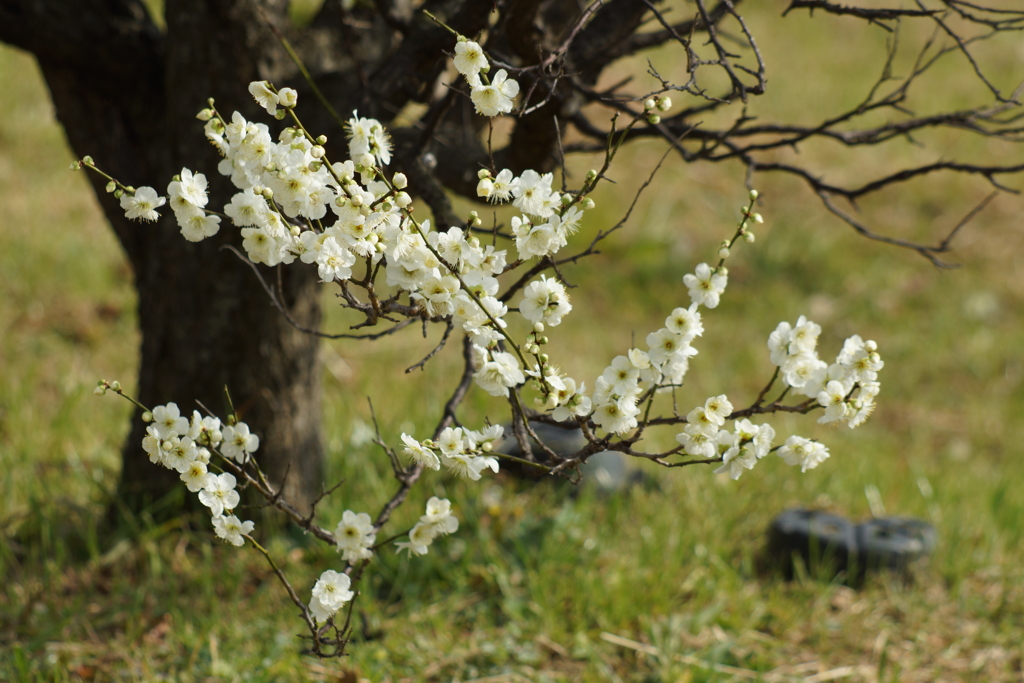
[{"xmin": 0, "ymin": 0, "xmax": 325, "ymax": 516}]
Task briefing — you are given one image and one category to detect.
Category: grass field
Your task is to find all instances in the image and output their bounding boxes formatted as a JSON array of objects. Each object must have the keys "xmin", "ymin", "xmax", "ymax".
[{"xmin": 2, "ymin": 4, "xmax": 1024, "ymax": 681}]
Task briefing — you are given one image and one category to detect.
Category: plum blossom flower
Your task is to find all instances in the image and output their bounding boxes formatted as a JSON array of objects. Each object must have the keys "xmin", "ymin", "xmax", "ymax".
[
  {"xmin": 198, "ymin": 472, "xmax": 239, "ymax": 517},
  {"xmin": 152, "ymin": 403, "xmax": 189, "ymax": 439},
  {"xmin": 778, "ymin": 436, "xmax": 830, "ymax": 472},
  {"xmin": 317, "ymin": 236, "xmax": 356, "ymax": 282},
  {"xmin": 471, "ymin": 69, "xmax": 519, "ymax": 117},
  {"xmin": 420, "ymin": 497, "xmax": 458, "ymax": 536},
  {"xmin": 213, "ymin": 514, "xmax": 254, "ymax": 547},
  {"xmin": 519, "ymin": 275, "xmax": 572, "ymax": 326},
  {"xmin": 221, "ymin": 422, "xmax": 259, "ymax": 464},
  {"xmin": 395, "ymin": 522, "xmax": 436, "ymax": 556},
  {"xmin": 309, "ymin": 570, "xmax": 354, "ymax": 622},
  {"xmin": 248, "ymin": 80, "xmax": 279, "ymax": 114},
  {"xmin": 334, "ymin": 510, "xmax": 376, "ymax": 562},
  {"xmin": 401, "ymin": 433, "xmax": 440, "ymax": 470},
  {"xmin": 474, "ymin": 351, "xmax": 525, "ymax": 397},
  {"xmin": 683, "ymin": 263, "xmax": 728, "ymax": 309},
  {"xmin": 120, "ymin": 186, "xmax": 165, "ymax": 222},
  {"xmin": 454, "ymin": 40, "xmax": 488, "ymax": 78}
]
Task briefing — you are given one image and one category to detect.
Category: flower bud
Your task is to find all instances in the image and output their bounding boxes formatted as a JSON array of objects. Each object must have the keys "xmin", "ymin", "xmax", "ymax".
[
  {"xmin": 477, "ymin": 168, "xmax": 492, "ymax": 180},
  {"xmin": 647, "ymin": 114, "xmax": 661, "ymax": 125},
  {"xmin": 644, "ymin": 98, "xmax": 656, "ymax": 111},
  {"xmin": 290, "ymin": 226, "xmax": 301, "ymax": 236},
  {"xmin": 93, "ymin": 385, "xmax": 106, "ymax": 396},
  {"xmin": 105, "ymin": 181, "xmax": 116, "ymax": 193},
  {"xmin": 392, "ymin": 172, "xmax": 408, "ymax": 189},
  {"xmin": 582, "ymin": 198, "xmax": 595, "ymax": 210},
  {"xmin": 113, "ymin": 189, "xmax": 124, "ymax": 199},
  {"xmin": 310, "ymin": 146, "xmax": 325, "ymax": 159},
  {"xmin": 196, "ymin": 108, "xmax": 214, "ymax": 121},
  {"xmin": 278, "ymin": 88, "xmax": 298, "ymax": 108},
  {"xmin": 586, "ymin": 169, "xmax": 598, "ymax": 182},
  {"xmin": 657, "ymin": 96, "xmax": 672, "ymax": 112},
  {"xmin": 718, "ymin": 247, "xmax": 730, "ymax": 259},
  {"xmin": 539, "ymin": 354, "xmax": 549, "ymax": 363},
  {"xmin": 533, "ymin": 322, "xmax": 545, "ymax": 334},
  {"xmin": 111, "ymin": 380, "xmax": 121, "ymax": 391},
  {"xmin": 316, "ymin": 135, "xmax": 327, "ymax": 145},
  {"xmin": 744, "ymin": 231, "xmax": 756, "ymax": 243},
  {"xmin": 749, "ymin": 189, "xmax": 759, "ymax": 200},
  {"xmin": 82, "ymin": 156, "xmax": 94, "ymax": 166},
  {"xmin": 142, "ymin": 411, "xmax": 153, "ymax": 423},
  {"xmin": 394, "ymin": 192, "xmax": 412, "ymax": 208},
  {"xmin": 70, "ymin": 161, "xmax": 81, "ymax": 171},
  {"xmin": 753, "ymin": 213, "xmax": 764, "ymax": 224},
  {"xmin": 274, "ymin": 109, "xmax": 286, "ymax": 120},
  {"xmin": 476, "ymin": 177, "xmax": 493, "ymax": 198}
]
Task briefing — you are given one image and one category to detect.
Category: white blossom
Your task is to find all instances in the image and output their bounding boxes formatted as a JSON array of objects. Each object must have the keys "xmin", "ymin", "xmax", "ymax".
[
  {"xmin": 471, "ymin": 69, "xmax": 519, "ymax": 117},
  {"xmin": 334, "ymin": 510, "xmax": 376, "ymax": 562},
  {"xmin": 309, "ymin": 570, "xmax": 354, "ymax": 622},
  {"xmin": 683, "ymin": 263, "xmax": 727, "ymax": 309},
  {"xmin": 213, "ymin": 514, "xmax": 254, "ymax": 547}
]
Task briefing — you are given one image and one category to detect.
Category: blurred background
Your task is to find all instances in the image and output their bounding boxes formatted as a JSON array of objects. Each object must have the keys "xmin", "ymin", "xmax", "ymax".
[{"xmin": 2, "ymin": 2, "xmax": 1023, "ymax": 681}]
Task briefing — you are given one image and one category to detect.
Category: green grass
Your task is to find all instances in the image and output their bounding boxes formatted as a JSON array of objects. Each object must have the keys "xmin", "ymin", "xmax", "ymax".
[{"xmin": 3, "ymin": 4, "xmax": 1024, "ymax": 681}]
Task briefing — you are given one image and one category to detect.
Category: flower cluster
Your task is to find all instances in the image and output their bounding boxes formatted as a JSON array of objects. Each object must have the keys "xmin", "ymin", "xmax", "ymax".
[
  {"xmin": 453, "ymin": 37, "xmax": 520, "ymax": 117},
  {"xmin": 401, "ymin": 426, "xmax": 503, "ymax": 481},
  {"xmin": 141, "ymin": 403, "xmax": 256, "ymax": 546},
  {"xmin": 586, "ymin": 277, "xmax": 710, "ymax": 435},
  {"xmin": 167, "ymin": 168, "xmax": 219, "ymax": 242},
  {"xmin": 396, "ymin": 497, "xmax": 459, "ymax": 556},
  {"xmin": 768, "ymin": 318, "xmax": 883, "ymax": 428}
]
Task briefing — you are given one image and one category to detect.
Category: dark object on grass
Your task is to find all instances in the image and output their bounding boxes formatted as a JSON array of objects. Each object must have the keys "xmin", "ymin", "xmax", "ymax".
[
  {"xmin": 855, "ymin": 516, "xmax": 937, "ymax": 576},
  {"xmin": 766, "ymin": 508, "xmax": 857, "ymax": 581},
  {"xmin": 498, "ymin": 421, "xmax": 587, "ymax": 462},
  {"xmin": 765, "ymin": 508, "xmax": 935, "ymax": 585},
  {"xmin": 496, "ymin": 422, "xmax": 640, "ymax": 493}
]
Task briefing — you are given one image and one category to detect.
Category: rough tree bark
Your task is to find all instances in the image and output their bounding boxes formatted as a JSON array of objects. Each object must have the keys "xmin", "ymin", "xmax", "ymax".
[{"xmin": 2, "ymin": 0, "xmax": 1020, "ymax": 520}]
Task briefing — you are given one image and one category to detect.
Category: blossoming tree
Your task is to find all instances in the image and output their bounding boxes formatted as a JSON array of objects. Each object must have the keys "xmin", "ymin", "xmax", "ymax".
[
  {"xmin": 99, "ymin": 5, "xmax": 1024, "ymax": 645},
  {"xmin": 2, "ymin": 0, "xmax": 1019, "ymax": 524}
]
